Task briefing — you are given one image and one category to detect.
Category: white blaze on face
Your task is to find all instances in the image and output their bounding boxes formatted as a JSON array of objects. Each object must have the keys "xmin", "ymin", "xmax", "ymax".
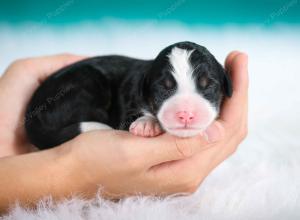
[{"xmin": 157, "ymin": 47, "xmax": 217, "ymax": 137}]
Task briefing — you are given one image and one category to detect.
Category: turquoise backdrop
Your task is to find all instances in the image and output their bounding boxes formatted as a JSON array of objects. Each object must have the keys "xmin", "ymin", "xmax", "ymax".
[{"xmin": 0, "ymin": 0, "xmax": 299, "ymax": 26}]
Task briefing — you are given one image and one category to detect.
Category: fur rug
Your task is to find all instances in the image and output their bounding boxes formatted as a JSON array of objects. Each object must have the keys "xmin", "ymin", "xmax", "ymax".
[{"xmin": 1, "ymin": 22, "xmax": 300, "ymax": 220}]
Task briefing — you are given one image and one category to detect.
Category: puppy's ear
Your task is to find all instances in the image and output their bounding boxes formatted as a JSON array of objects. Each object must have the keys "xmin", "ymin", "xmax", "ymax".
[{"xmin": 223, "ymin": 70, "xmax": 233, "ymax": 97}]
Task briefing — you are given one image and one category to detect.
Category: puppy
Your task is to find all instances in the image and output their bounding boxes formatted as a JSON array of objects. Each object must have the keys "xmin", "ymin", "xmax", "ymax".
[{"xmin": 25, "ymin": 41, "xmax": 232, "ymax": 149}]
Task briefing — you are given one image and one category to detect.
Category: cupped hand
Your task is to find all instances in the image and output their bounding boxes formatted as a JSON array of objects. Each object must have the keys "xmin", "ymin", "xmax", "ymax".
[
  {"xmin": 60, "ymin": 51, "xmax": 249, "ymax": 198},
  {"xmin": 0, "ymin": 51, "xmax": 248, "ymax": 200},
  {"xmin": 0, "ymin": 54, "xmax": 86, "ymax": 157}
]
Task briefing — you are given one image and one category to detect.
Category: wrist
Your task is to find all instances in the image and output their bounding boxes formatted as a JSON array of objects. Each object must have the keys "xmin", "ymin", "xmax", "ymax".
[
  {"xmin": 28, "ymin": 145, "xmax": 77, "ymax": 201},
  {"xmin": 0, "ymin": 143, "xmax": 82, "ymax": 212},
  {"xmin": 54, "ymin": 136, "xmax": 100, "ymax": 198},
  {"xmin": 49, "ymin": 141, "xmax": 83, "ymax": 197}
]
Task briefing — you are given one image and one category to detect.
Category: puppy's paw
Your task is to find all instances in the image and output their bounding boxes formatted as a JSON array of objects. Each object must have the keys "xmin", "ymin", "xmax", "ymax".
[{"xmin": 129, "ymin": 116, "xmax": 163, "ymax": 137}]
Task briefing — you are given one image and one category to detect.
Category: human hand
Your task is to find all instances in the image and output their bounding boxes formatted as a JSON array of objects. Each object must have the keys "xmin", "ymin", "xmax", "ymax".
[
  {"xmin": 62, "ymin": 51, "xmax": 248, "ymax": 198},
  {"xmin": 0, "ymin": 52, "xmax": 247, "ymax": 212},
  {"xmin": 0, "ymin": 54, "xmax": 86, "ymax": 157}
]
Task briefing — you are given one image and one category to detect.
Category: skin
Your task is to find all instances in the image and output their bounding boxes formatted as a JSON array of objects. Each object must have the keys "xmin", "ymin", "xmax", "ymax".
[{"xmin": 0, "ymin": 51, "xmax": 248, "ymax": 213}]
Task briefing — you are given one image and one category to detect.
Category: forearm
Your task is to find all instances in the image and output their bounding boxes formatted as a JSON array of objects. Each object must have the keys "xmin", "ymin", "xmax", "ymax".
[{"xmin": 0, "ymin": 143, "xmax": 79, "ymax": 213}]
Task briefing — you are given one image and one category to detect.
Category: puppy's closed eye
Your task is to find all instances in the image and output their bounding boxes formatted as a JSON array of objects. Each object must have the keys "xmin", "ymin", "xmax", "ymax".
[
  {"xmin": 164, "ymin": 78, "xmax": 175, "ymax": 89},
  {"xmin": 198, "ymin": 76, "xmax": 209, "ymax": 88},
  {"xmin": 162, "ymin": 74, "xmax": 176, "ymax": 90}
]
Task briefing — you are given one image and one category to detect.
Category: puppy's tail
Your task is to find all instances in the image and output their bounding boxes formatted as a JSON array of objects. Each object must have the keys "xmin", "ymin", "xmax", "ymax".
[{"xmin": 26, "ymin": 121, "xmax": 111, "ymax": 150}]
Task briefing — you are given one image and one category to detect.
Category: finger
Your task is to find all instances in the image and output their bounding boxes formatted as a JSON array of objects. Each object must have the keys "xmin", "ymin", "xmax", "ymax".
[
  {"xmin": 146, "ymin": 143, "xmax": 220, "ymax": 190},
  {"xmin": 147, "ymin": 137, "xmax": 239, "ymax": 190},
  {"xmin": 29, "ymin": 54, "xmax": 87, "ymax": 82},
  {"xmin": 148, "ymin": 123, "xmax": 225, "ymax": 179},
  {"xmin": 0, "ymin": 54, "xmax": 86, "ymax": 131},
  {"xmin": 3, "ymin": 53, "xmax": 86, "ymax": 93},
  {"xmin": 225, "ymin": 51, "xmax": 240, "ymax": 70},
  {"xmin": 129, "ymin": 133, "xmax": 210, "ymax": 168},
  {"xmin": 229, "ymin": 53, "xmax": 249, "ymax": 95},
  {"xmin": 219, "ymin": 52, "xmax": 249, "ymax": 123},
  {"xmin": 203, "ymin": 121, "xmax": 225, "ymax": 143}
]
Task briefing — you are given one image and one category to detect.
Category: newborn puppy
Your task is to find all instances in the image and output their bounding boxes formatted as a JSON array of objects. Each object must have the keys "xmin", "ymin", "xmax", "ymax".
[{"xmin": 25, "ymin": 41, "xmax": 232, "ymax": 149}]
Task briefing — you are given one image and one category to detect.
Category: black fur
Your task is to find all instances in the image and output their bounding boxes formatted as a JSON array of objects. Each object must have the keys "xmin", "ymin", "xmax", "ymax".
[{"xmin": 25, "ymin": 41, "xmax": 232, "ymax": 149}]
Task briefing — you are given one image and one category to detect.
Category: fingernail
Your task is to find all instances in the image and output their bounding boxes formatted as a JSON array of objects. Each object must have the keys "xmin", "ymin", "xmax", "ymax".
[{"xmin": 204, "ymin": 123, "xmax": 221, "ymax": 143}]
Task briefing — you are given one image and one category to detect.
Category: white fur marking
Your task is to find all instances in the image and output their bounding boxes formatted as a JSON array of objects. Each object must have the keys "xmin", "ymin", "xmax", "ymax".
[
  {"xmin": 80, "ymin": 122, "xmax": 112, "ymax": 133},
  {"xmin": 168, "ymin": 47, "xmax": 195, "ymax": 93},
  {"xmin": 155, "ymin": 47, "xmax": 218, "ymax": 137},
  {"xmin": 141, "ymin": 109, "xmax": 156, "ymax": 118}
]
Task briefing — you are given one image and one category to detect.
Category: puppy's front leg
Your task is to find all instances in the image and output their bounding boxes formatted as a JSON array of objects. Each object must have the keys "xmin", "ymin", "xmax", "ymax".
[{"xmin": 129, "ymin": 116, "xmax": 163, "ymax": 137}]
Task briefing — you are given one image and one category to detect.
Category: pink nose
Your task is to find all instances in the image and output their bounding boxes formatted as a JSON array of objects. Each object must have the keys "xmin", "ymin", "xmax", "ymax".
[{"xmin": 176, "ymin": 111, "xmax": 195, "ymax": 124}]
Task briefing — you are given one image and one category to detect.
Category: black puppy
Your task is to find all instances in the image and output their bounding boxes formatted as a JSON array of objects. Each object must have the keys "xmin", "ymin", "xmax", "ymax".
[{"xmin": 25, "ymin": 41, "xmax": 232, "ymax": 149}]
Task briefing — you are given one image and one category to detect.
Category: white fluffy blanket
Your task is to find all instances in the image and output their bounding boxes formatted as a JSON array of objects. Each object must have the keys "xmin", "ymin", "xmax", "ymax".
[{"xmin": 1, "ymin": 22, "xmax": 300, "ymax": 220}]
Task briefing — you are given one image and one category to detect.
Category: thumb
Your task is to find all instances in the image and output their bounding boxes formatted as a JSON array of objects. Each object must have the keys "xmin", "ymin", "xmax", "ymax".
[
  {"xmin": 203, "ymin": 121, "xmax": 224, "ymax": 143},
  {"xmin": 134, "ymin": 133, "xmax": 210, "ymax": 168},
  {"xmin": 30, "ymin": 53, "xmax": 87, "ymax": 82}
]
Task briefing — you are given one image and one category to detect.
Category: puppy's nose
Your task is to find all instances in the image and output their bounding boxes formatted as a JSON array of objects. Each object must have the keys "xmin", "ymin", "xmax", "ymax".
[{"xmin": 176, "ymin": 111, "xmax": 195, "ymax": 124}]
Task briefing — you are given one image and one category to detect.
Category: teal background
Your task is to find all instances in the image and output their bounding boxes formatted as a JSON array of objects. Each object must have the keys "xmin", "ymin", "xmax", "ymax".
[{"xmin": 0, "ymin": 0, "xmax": 299, "ymax": 26}]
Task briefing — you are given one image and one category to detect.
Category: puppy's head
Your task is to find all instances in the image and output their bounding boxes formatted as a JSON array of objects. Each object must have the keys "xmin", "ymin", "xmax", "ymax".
[{"xmin": 141, "ymin": 41, "xmax": 232, "ymax": 137}]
